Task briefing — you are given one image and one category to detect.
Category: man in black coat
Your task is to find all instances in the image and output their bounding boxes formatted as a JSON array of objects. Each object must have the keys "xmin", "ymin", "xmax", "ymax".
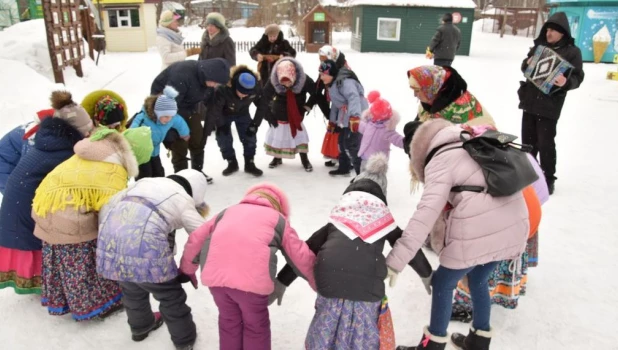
[
  {"xmin": 518, "ymin": 12, "xmax": 585, "ymax": 194},
  {"xmin": 249, "ymin": 24, "xmax": 296, "ymax": 87},
  {"xmin": 151, "ymin": 58, "xmax": 230, "ymax": 179},
  {"xmin": 428, "ymin": 13, "xmax": 461, "ymax": 67},
  {"xmin": 211, "ymin": 65, "xmax": 265, "ymax": 177}
]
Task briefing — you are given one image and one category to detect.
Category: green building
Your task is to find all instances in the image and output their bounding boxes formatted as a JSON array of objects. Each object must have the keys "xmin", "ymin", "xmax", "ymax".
[
  {"xmin": 547, "ymin": 0, "xmax": 618, "ymax": 63},
  {"xmin": 348, "ymin": 0, "xmax": 476, "ymax": 54}
]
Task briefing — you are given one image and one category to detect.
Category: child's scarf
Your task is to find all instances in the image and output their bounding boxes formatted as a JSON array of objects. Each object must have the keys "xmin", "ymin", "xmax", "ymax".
[
  {"xmin": 286, "ymin": 89, "xmax": 303, "ymax": 137},
  {"xmin": 329, "ymin": 191, "xmax": 397, "ymax": 243}
]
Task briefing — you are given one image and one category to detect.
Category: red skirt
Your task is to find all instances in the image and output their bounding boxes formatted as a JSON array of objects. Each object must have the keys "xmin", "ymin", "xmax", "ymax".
[{"xmin": 0, "ymin": 246, "xmax": 42, "ymax": 295}]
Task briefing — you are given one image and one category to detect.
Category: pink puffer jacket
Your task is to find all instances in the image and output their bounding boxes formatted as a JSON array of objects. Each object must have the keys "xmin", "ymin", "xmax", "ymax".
[{"xmin": 387, "ymin": 119, "xmax": 529, "ymax": 272}]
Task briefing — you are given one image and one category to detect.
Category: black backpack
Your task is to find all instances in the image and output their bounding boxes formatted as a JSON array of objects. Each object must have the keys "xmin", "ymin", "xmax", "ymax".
[{"xmin": 426, "ymin": 130, "xmax": 539, "ymax": 197}]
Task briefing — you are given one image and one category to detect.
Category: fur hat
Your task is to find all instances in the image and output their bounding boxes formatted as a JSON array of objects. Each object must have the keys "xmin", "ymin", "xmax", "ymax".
[
  {"xmin": 154, "ymin": 86, "xmax": 179, "ymax": 119},
  {"xmin": 159, "ymin": 10, "xmax": 181, "ymax": 27},
  {"xmin": 366, "ymin": 91, "xmax": 393, "ymax": 123},
  {"xmin": 245, "ymin": 182, "xmax": 290, "ymax": 218},
  {"xmin": 50, "ymin": 90, "xmax": 94, "ymax": 136},
  {"xmin": 351, "ymin": 153, "xmax": 389, "ymax": 197},
  {"xmin": 206, "ymin": 12, "xmax": 226, "ymax": 30},
  {"xmin": 265, "ymin": 23, "xmax": 280, "ymax": 36},
  {"xmin": 276, "ymin": 60, "xmax": 297, "ymax": 84}
]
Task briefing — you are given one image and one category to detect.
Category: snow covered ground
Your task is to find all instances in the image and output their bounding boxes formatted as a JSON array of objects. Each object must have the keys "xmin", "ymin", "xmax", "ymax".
[{"xmin": 1, "ymin": 20, "xmax": 618, "ymax": 349}]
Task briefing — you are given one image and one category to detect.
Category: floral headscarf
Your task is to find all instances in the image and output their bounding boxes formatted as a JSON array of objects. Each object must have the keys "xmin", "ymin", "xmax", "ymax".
[
  {"xmin": 94, "ymin": 95, "xmax": 124, "ymax": 127},
  {"xmin": 407, "ymin": 66, "xmax": 451, "ymax": 102}
]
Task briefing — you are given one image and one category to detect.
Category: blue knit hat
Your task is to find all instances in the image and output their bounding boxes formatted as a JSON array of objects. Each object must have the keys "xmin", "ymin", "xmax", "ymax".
[
  {"xmin": 236, "ymin": 72, "xmax": 256, "ymax": 95},
  {"xmin": 155, "ymin": 86, "xmax": 178, "ymax": 119}
]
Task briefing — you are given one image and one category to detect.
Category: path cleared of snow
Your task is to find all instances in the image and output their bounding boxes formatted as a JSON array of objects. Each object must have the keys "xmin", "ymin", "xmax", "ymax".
[{"xmin": 0, "ymin": 21, "xmax": 617, "ymax": 350}]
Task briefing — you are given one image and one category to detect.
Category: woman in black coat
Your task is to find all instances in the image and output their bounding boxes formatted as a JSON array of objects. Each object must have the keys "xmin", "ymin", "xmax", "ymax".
[{"xmin": 249, "ymin": 24, "xmax": 297, "ymax": 87}]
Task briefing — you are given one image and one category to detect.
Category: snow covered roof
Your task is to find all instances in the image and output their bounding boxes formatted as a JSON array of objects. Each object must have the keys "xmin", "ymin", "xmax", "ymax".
[
  {"xmin": 348, "ymin": 0, "xmax": 476, "ymax": 8},
  {"xmin": 190, "ymin": 0, "xmax": 258, "ymax": 5},
  {"xmin": 163, "ymin": 1, "xmax": 185, "ymax": 11},
  {"xmin": 320, "ymin": 0, "xmax": 350, "ymax": 7}
]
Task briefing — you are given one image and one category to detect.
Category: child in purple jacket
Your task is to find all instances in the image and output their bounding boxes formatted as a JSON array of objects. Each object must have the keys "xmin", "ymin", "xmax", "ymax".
[{"xmin": 358, "ymin": 91, "xmax": 404, "ymax": 171}]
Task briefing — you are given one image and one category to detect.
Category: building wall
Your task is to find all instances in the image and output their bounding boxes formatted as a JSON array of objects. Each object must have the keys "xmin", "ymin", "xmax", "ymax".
[
  {"xmin": 355, "ymin": 5, "xmax": 474, "ymax": 55},
  {"xmin": 144, "ymin": 3, "xmax": 157, "ymax": 48},
  {"xmin": 350, "ymin": 6, "xmax": 362, "ymax": 51},
  {"xmin": 103, "ymin": 5, "xmax": 147, "ymax": 52}
]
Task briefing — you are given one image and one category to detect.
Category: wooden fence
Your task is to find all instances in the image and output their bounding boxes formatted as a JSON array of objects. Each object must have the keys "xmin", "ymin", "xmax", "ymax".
[{"xmin": 183, "ymin": 40, "xmax": 305, "ymax": 53}]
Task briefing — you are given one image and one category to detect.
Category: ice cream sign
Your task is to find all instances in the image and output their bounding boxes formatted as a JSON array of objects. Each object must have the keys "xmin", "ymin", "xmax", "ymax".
[{"xmin": 592, "ymin": 25, "xmax": 611, "ymax": 63}]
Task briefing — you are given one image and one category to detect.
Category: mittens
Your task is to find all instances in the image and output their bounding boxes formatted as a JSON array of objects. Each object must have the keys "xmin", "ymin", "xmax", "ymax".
[
  {"xmin": 385, "ymin": 267, "xmax": 399, "ymax": 288},
  {"xmin": 425, "ymin": 47, "xmax": 434, "ymax": 59},
  {"xmin": 349, "ymin": 116, "xmax": 360, "ymax": 133},
  {"xmin": 178, "ymin": 273, "xmax": 198, "ymax": 289},
  {"xmin": 186, "ymin": 47, "xmax": 202, "ymax": 57},
  {"xmin": 421, "ymin": 271, "xmax": 433, "ymax": 295},
  {"xmin": 268, "ymin": 280, "xmax": 287, "ymax": 306},
  {"xmin": 246, "ymin": 122, "xmax": 258, "ymax": 137},
  {"xmin": 327, "ymin": 121, "xmax": 336, "ymax": 133}
]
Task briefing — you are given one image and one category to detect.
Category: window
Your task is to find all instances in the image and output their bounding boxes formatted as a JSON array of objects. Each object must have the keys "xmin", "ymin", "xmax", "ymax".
[
  {"xmin": 107, "ymin": 9, "xmax": 140, "ymax": 28},
  {"xmin": 377, "ymin": 17, "xmax": 401, "ymax": 41}
]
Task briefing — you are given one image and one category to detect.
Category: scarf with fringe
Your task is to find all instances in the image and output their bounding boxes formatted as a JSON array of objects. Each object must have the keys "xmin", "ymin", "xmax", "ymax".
[{"xmin": 32, "ymin": 155, "xmax": 128, "ymax": 217}]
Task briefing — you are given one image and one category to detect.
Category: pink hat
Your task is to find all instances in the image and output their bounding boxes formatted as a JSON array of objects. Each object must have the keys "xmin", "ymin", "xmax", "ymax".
[
  {"xmin": 367, "ymin": 90, "xmax": 393, "ymax": 123},
  {"xmin": 276, "ymin": 60, "xmax": 296, "ymax": 84},
  {"xmin": 245, "ymin": 182, "xmax": 290, "ymax": 218}
]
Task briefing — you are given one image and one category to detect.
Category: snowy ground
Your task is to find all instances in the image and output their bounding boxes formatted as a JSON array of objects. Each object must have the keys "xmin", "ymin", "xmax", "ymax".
[{"xmin": 1, "ymin": 20, "xmax": 618, "ymax": 349}]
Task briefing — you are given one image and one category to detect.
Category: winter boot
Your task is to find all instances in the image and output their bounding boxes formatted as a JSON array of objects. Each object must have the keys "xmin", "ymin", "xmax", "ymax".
[
  {"xmin": 189, "ymin": 152, "xmax": 213, "ymax": 184},
  {"xmin": 325, "ymin": 160, "xmax": 338, "ymax": 167},
  {"xmin": 547, "ymin": 176, "xmax": 556, "ymax": 195},
  {"xmin": 175, "ymin": 342, "xmax": 195, "ymax": 350},
  {"xmin": 396, "ymin": 327, "xmax": 448, "ymax": 350},
  {"xmin": 97, "ymin": 302, "xmax": 124, "ymax": 320},
  {"xmin": 329, "ymin": 167, "xmax": 351, "ymax": 177},
  {"xmin": 451, "ymin": 309, "xmax": 473, "ymax": 323},
  {"xmin": 132, "ymin": 312, "xmax": 164, "ymax": 342},
  {"xmin": 269, "ymin": 157, "xmax": 282, "ymax": 169},
  {"xmin": 300, "ymin": 153, "xmax": 313, "ymax": 172},
  {"xmin": 244, "ymin": 156, "xmax": 263, "ymax": 177},
  {"xmin": 222, "ymin": 158, "xmax": 239, "ymax": 176},
  {"xmin": 451, "ymin": 328, "xmax": 492, "ymax": 350}
]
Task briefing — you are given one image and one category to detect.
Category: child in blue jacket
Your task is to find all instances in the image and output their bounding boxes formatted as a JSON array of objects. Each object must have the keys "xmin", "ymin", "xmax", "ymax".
[{"xmin": 131, "ymin": 86, "xmax": 190, "ymax": 179}]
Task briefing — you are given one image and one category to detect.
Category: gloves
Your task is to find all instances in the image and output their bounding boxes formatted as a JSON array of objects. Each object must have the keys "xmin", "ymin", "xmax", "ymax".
[
  {"xmin": 327, "ymin": 121, "xmax": 336, "ymax": 133},
  {"xmin": 268, "ymin": 119, "xmax": 279, "ymax": 128},
  {"xmin": 178, "ymin": 273, "xmax": 198, "ymax": 289},
  {"xmin": 268, "ymin": 280, "xmax": 287, "ymax": 306},
  {"xmin": 385, "ymin": 267, "xmax": 399, "ymax": 288},
  {"xmin": 349, "ymin": 116, "xmax": 360, "ymax": 133},
  {"xmin": 216, "ymin": 123, "xmax": 231, "ymax": 136},
  {"xmin": 425, "ymin": 47, "xmax": 434, "ymax": 59},
  {"xmin": 246, "ymin": 122, "xmax": 258, "ymax": 137},
  {"xmin": 421, "ymin": 271, "xmax": 433, "ymax": 295},
  {"xmin": 186, "ymin": 47, "xmax": 202, "ymax": 57}
]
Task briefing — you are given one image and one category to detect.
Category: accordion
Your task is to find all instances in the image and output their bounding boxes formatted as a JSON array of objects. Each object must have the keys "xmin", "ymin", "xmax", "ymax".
[{"xmin": 524, "ymin": 45, "xmax": 573, "ymax": 95}]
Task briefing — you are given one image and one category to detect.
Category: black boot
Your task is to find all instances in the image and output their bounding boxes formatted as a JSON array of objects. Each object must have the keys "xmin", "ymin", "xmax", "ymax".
[
  {"xmin": 222, "ymin": 158, "xmax": 239, "ymax": 176},
  {"xmin": 132, "ymin": 312, "xmax": 164, "ymax": 341},
  {"xmin": 244, "ymin": 156, "xmax": 263, "ymax": 177},
  {"xmin": 269, "ymin": 157, "xmax": 282, "ymax": 169},
  {"xmin": 396, "ymin": 327, "xmax": 448, "ymax": 350},
  {"xmin": 325, "ymin": 160, "xmax": 338, "ymax": 167},
  {"xmin": 329, "ymin": 167, "xmax": 351, "ymax": 177},
  {"xmin": 451, "ymin": 328, "xmax": 492, "ymax": 350},
  {"xmin": 450, "ymin": 309, "xmax": 473, "ymax": 323},
  {"xmin": 190, "ymin": 152, "xmax": 213, "ymax": 184},
  {"xmin": 299, "ymin": 153, "xmax": 313, "ymax": 172}
]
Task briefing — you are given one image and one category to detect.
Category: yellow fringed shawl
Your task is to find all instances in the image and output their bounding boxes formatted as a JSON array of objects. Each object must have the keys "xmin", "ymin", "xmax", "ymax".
[{"xmin": 33, "ymin": 155, "xmax": 128, "ymax": 217}]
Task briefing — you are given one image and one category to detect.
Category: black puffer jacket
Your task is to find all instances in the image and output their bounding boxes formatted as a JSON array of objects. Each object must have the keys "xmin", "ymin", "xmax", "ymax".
[
  {"xmin": 249, "ymin": 31, "xmax": 297, "ymax": 83},
  {"xmin": 209, "ymin": 65, "xmax": 265, "ymax": 127},
  {"xmin": 277, "ymin": 179, "xmax": 432, "ymax": 302},
  {"xmin": 518, "ymin": 12, "xmax": 585, "ymax": 120},
  {"xmin": 151, "ymin": 59, "xmax": 231, "ymax": 119},
  {"xmin": 260, "ymin": 58, "xmax": 315, "ymax": 125},
  {"xmin": 429, "ymin": 22, "xmax": 461, "ymax": 60}
]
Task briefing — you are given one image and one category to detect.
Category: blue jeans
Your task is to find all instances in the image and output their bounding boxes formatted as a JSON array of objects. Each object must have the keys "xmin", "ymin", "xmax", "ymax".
[
  {"xmin": 215, "ymin": 114, "xmax": 257, "ymax": 160},
  {"xmin": 338, "ymin": 127, "xmax": 362, "ymax": 175},
  {"xmin": 429, "ymin": 262, "xmax": 499, "ymax": 337}
]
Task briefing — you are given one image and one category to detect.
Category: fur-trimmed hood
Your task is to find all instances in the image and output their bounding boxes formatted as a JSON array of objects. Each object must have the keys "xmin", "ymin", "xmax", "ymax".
[
  {"xmin": 229, "ymin": 64, "xmax": 260, "ymax": 88},
  {"xmin": 242, "ymin": 182, "xmax": 290, "ymax": 218},
  {"xmin": 73, "ymin": 131, "xmax": 139, "ymax": 178},
  {"xmin": 143, "ymin": 95, "xmax": 159, "ymax": 122},
  {"xmin": 409, "ymin": 118, "xmax": 456, "ymax": 183},
  {"xmin": 270, "ymin": 57, "xmax": 306, "ymax": 95},
  {"xmin": 201, "ymin": 26, "xmax": 230, "ymax": 47}
]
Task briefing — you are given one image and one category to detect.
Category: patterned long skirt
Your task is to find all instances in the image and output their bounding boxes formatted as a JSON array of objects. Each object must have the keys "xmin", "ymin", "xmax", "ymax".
[
  {"xmin": 41, "ymin": 240, "xmax": 122, "ymax": 321},
  {"xmin": 264, "ymin": 122, "xmax": 309, "ymax": 159},
  {"xmin": 305, "ymin": 295, "xmax": 381, "ymax": 350},
  {"xmin": 0, "ymin": 246, "xmax": 42, "ymax": 295}
]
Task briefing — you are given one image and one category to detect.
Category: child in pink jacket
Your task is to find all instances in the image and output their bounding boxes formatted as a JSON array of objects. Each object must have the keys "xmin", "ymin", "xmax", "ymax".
[
  {"xmin": 180, "ymin": 182, "xmax": 316, "ymax": 350},
  {"xmin": 358, "ymin": 91, "xmax": 404, "ymax": 171}
]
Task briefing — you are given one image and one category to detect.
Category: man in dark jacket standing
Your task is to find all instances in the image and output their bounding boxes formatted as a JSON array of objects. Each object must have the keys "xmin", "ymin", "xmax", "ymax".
[
  {"xmin": 151, "ymin": 58, "xmax": 230, "ymax": 180},
  {"xmin": 428, "ymin": 13, "xmax": 461, "ymax": 67},
  {"xmin": 211, "ymin": 65, "xmax": 265, "ymax": 177},
  {"xmin": 518, "ymin": 12, "xmax": 584, "ymax": 194},
  {"xmin": 249, "ymin": 24, "xmax": 296, "ymax": 87}
]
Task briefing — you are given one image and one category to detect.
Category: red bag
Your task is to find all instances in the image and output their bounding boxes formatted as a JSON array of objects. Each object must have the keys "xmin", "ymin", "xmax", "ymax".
[
  {"xmin": 321, "ymin": 130, "xmax": 340, "ymax": 160},
  {"xmin": 378, "ymin": 296, "xmax": 396, "ymax": 350}
]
